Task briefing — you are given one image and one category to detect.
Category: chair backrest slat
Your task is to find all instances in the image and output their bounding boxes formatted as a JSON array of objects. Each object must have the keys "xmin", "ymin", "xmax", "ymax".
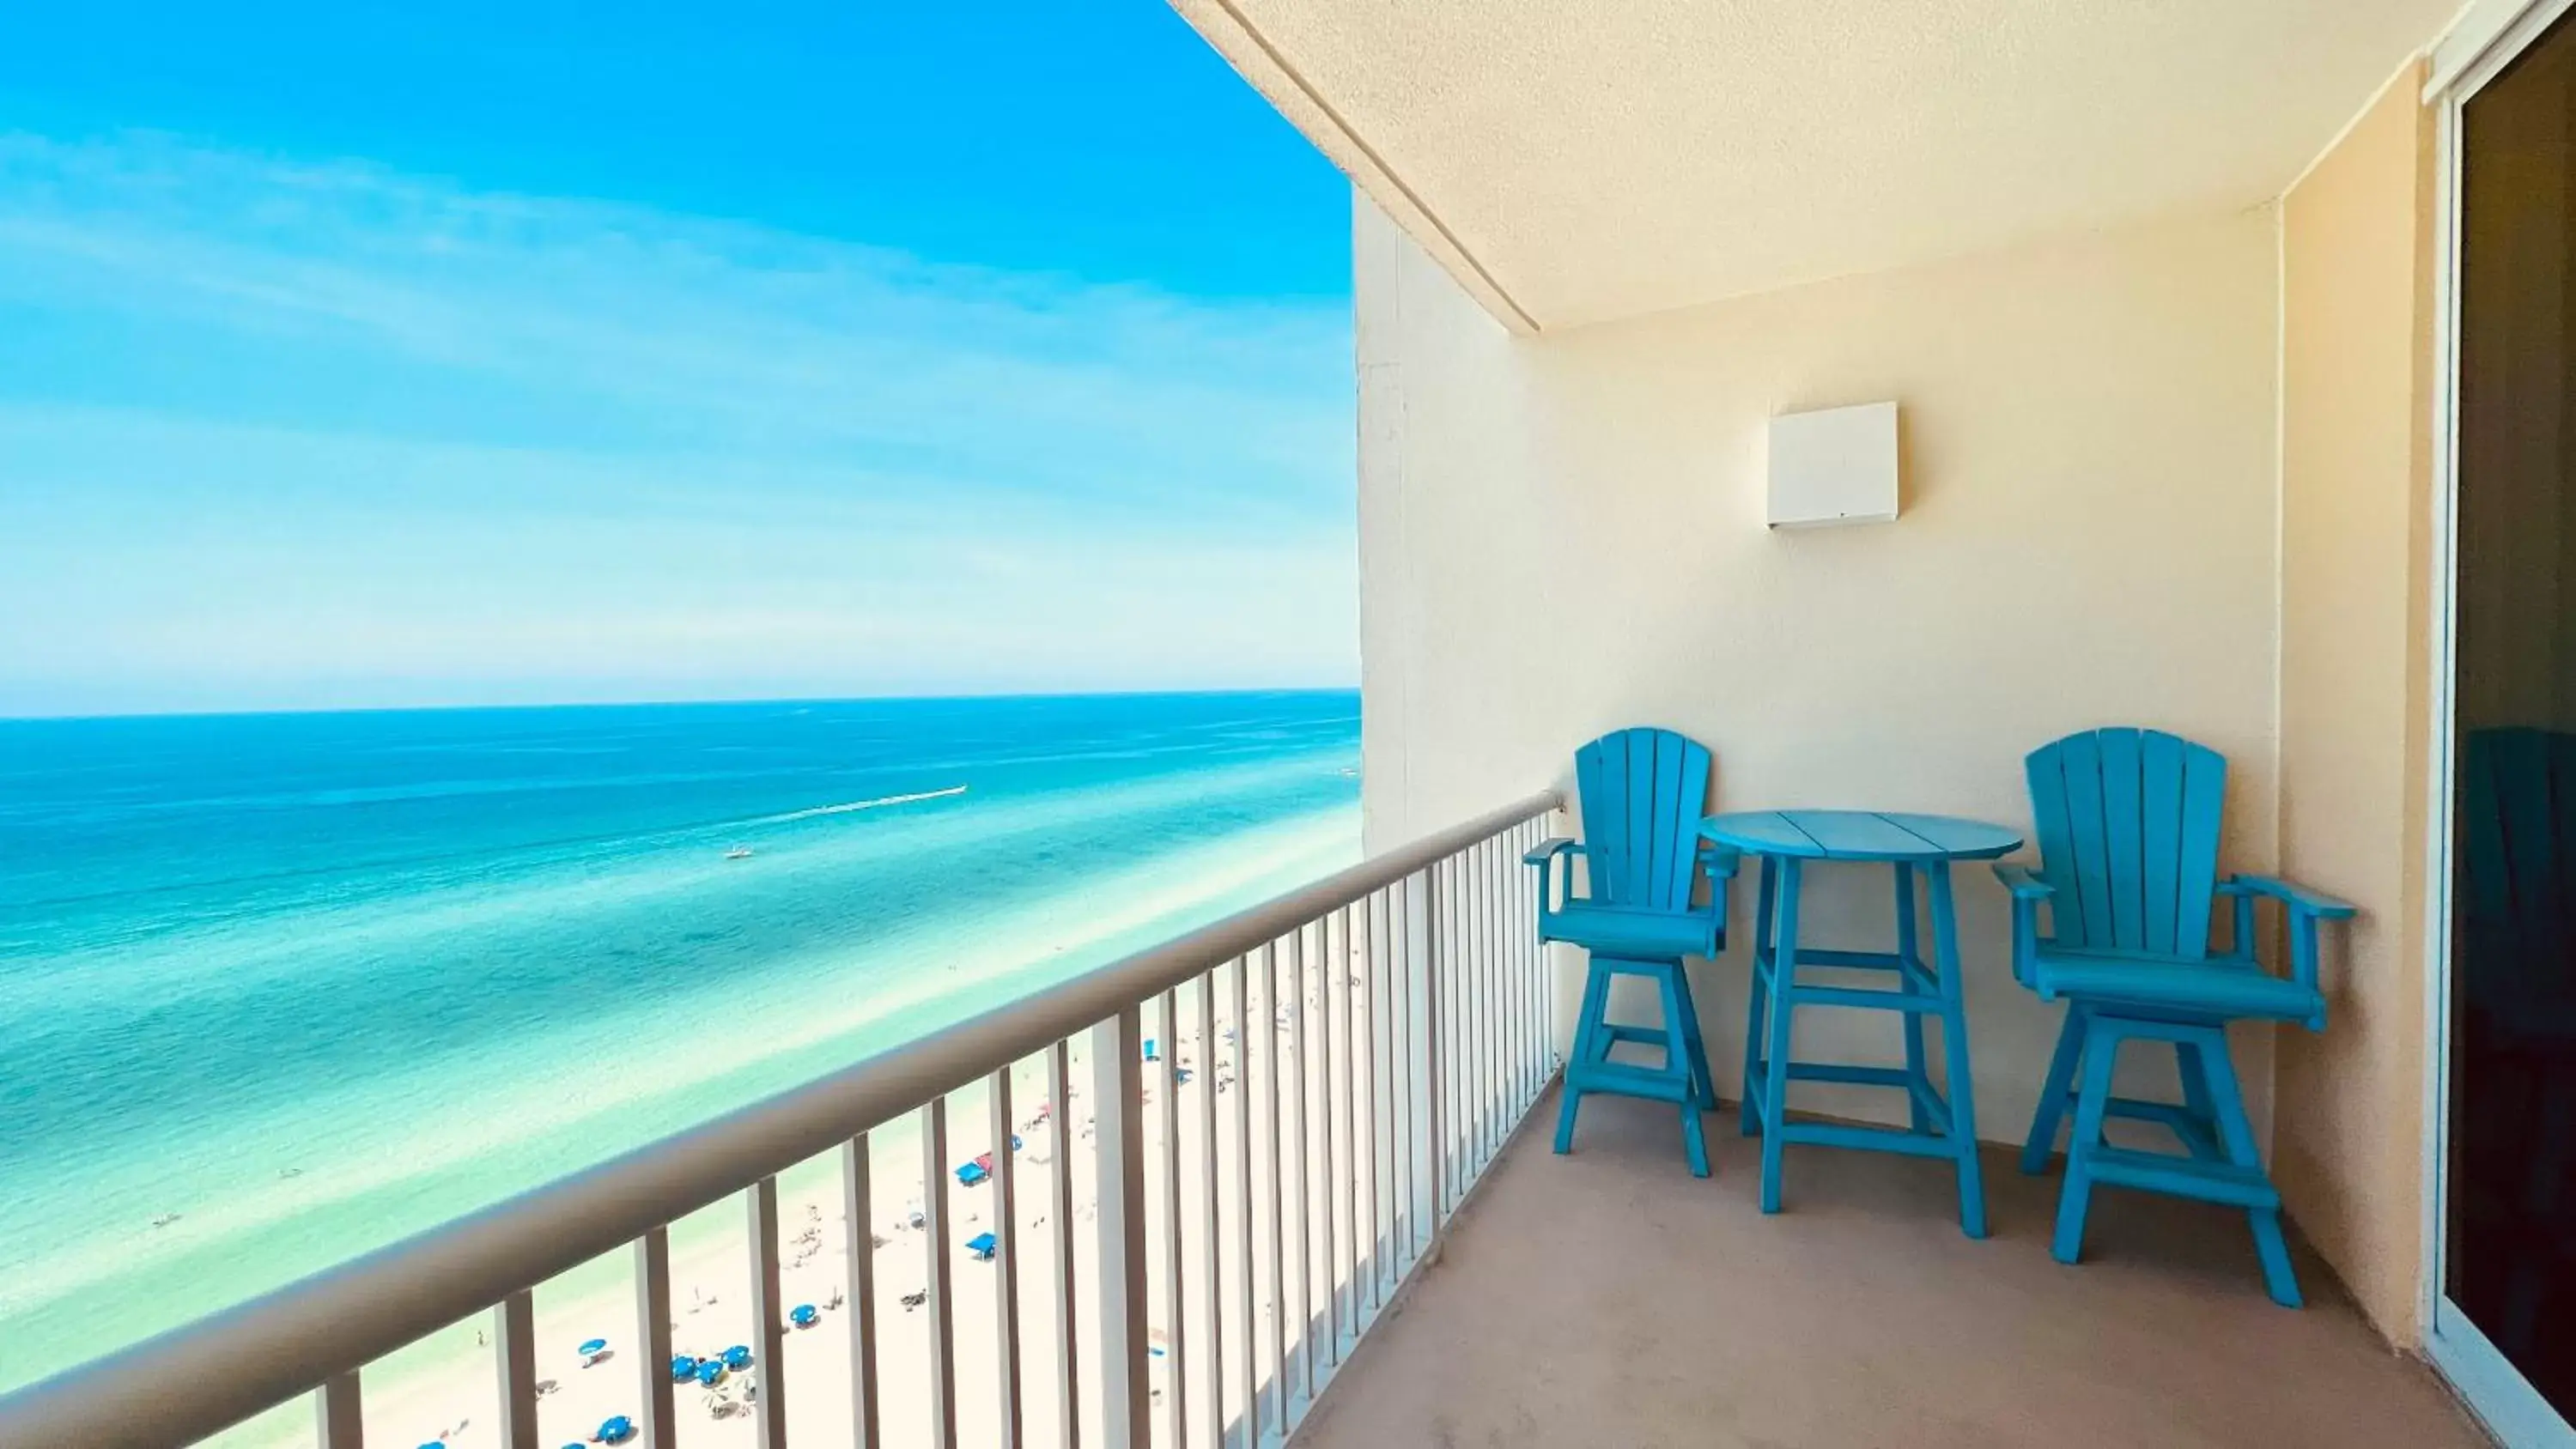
[
  {"xmin": 2025, "ymin": 727, "xmax": 2226, "ymax": 959},
  {"xmin": 1575, "ymin": 727, "xmax": 1711, "ymax": 912}
]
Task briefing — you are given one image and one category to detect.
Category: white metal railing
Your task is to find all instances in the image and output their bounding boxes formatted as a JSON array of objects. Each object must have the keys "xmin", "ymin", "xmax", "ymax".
[{"xmin": 0, "ymin": 791, "xmax": 1563, "ymax": 1449}]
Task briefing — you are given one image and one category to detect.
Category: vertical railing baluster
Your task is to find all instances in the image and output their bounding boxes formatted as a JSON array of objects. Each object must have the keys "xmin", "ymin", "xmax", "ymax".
[
  {"xmin": 1362, "ymin": 889, "xmax": 1387, "ymax": 1318},
  {"xmin": 1229, "ymin": 956, "xmax": 1255, "ymax": 1449},
  {"xmin": 1093, "ymin": 1008, "xmax": 1152, "ymax": 1449},
  {"xmin": 316, "ymin": 1371, "xmax": 362, "ymax": 1449},
  {"xmin": 1375, "ymin": 883, "xmax": 1400, "ymax": 1293},
  {"xmin": 1320, "ymin": 906, "xmax": 1345, "ymax": 1369},
  {"xmin": 990, "ymin": 1068, "xmax": 1024, "ymax": 1448},
  {"xmin": 1396, "ymin": 874, "xmax": 1419, "ymax": 1263},
  {"xmin": 923, "ymin": 1100, "xmax": 959, "ymax": 1449},
  {"xmin": 1522, "ymin": 827, "xmax": 1535, "ymax": 1101},
  {"xmin": 637, "ymin": 1227, "xmax": 677, "ymax": 1449},
  {"xmin": 1494, "ymin": 834, "xmax": 1504, "ymax": 1163},
  {"xmin": 495, "ymin": 1289, "xmax": 538, "ymax": 1449},
  {"xmin": 1288, "ymin": 924, "xmax": 1314, "ymax": 1407},
  {"xmin": 841, "ymin": 1137, "xmax": 880, "ymax": 1449},
  {"xmin": 1473, "ymin": 843, "xmax": 1489, "ymax": 1167},
  {"xmin": 1261, "ymin": 940, "xmax": 1291, "ymax": 1442},
  {"xmin": 1156, "ymin": 989, "xmax": 1185, "ymax": 1447},
  {"xmin": 1425, "ymin": 860, "xmax": 1449, "ymax": 1232},
  {"xmin": 1194, "ymin": 973, "xmax": 1223, "ymax": 1449},
  {"xmin": 1047, "ymin": 1041, "xmax": 1078, "ymax": 1446},
  {"xmin": 748, "ymin": 1176, "xmax": 788, "ymax": 1449},
  {"xmin": 1522, "ymin": 822, "xmax": 1539, "ymax": 1106},
  {"xmin": 1360, "ymin": 890, "xmax": 1381, "ymax": 1318},
  {"xmin": 1494, "ymin": 839, "xmax": 1504, "ymax": 1132},
  {"xmin": 1338, "ymin": 903, "xmax": 1360, "ymax": 1343}
]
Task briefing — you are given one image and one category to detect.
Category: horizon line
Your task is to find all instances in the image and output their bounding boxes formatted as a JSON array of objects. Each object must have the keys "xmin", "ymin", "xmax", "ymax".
[{"xmin": 0, "ymin": 682, "xmax": 1364, "ymax": 725}]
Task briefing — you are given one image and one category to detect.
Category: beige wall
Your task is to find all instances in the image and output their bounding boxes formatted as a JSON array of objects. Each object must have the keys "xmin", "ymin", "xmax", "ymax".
[
  {"xmin": 2275, "ymin": 62, "xmax": 2439, "ymax": 1342},
  {"xmin": 1358, "ymin": 197, "xmax": 2284, "ymax": 1147}
]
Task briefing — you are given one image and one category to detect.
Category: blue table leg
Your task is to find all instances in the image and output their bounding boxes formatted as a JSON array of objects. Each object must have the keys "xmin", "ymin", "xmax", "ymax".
[
  {"xmin": 1759, "ymin": 858, "xmax": 1804, "ymax": 1214},
  {"xmin": 1927, "ymin": 861, "xmax": 1987, "ymax": 1239},
  {"xmin": 1895, "ymin": 863, "xmax": 1930, "ymax": 1135},
  {"xmin": 1741, "ymin": 854, "xmax": 1778, "ymax": 1137}
]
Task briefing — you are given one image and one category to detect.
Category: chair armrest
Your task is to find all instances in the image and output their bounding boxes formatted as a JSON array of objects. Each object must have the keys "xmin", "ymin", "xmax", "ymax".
[
  {"xmin": 2217, "ymin": 875, "xmax": 2354, "ymax": 1031},
  {"xmin": 1695, "ymin": 840, "xmax": 1741, "ymax": 880},
  {"xmin": 1521, "ymin": 837, "xmax": 1581, "ymax": 867},
  {"xmin": 1991, "ymin": 862, "xmax": 2050, "ymax": 993},
  {"xmin": 2219, "ymin": 874, "xmax": 2358, "ymax": 919},
  {"xmin": 1992, "ymin": 863, "xmax": 2053, "ymax": 901}
]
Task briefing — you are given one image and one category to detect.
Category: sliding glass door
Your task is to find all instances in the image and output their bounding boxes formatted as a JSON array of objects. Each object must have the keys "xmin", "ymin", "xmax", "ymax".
[{"xmin": 2444, "ymin": 7, "xmax": 2576, "ymax": 1439}]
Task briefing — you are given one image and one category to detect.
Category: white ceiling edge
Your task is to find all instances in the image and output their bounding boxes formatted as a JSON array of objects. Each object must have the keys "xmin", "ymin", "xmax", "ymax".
[
  {"xmin": 1169, "ymin": 0, "xmax": 1543, "ymax": 335},
  {"xmin": 1174, "ymin": 1, "xmax": 2480, "ymax": 340}
]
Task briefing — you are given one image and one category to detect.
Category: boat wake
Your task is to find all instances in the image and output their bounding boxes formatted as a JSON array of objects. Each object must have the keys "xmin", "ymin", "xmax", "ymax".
[{"xmin": 754, "ymin": 785, "xmax": 968, "ymax": 827}]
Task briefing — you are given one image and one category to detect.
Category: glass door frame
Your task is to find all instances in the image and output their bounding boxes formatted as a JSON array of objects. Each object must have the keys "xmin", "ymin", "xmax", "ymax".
[{"xmin": 2426, "ymin": 3, "xmax": 2576, "ymax": 1440}]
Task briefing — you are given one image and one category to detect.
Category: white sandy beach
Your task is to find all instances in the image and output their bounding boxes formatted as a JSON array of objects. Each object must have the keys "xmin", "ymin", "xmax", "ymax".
[{"xmin": 321, "ymin": 934, "xmax": 1413, "ymax": 1449}]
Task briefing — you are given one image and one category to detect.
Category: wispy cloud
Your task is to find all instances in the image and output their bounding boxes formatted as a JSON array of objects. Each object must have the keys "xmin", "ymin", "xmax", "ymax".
[{"xmin": 0, "ymin": 132, "xmax": 1356, "ymax": 714}]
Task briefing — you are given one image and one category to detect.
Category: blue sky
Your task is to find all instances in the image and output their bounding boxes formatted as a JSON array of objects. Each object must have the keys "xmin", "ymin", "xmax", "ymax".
[{"xmin": 0, "ymin": 3, "xmax": 1356, "ymax": 717}]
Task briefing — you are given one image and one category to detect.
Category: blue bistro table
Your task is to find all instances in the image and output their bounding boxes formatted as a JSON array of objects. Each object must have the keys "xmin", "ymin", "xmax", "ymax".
[{"xmin": 1699, "ymin": 809, "xmax": 2023, "ymax": 1238}]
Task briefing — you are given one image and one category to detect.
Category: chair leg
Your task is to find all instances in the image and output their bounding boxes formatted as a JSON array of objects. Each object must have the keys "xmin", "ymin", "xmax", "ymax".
[
  {"xmin": 1741, "ymin": 856, "xmax": 1778, "ymax": 1137},
  {"xmin": 2193, "ymin": 1032, "xmax": 2302, "ymax": 1308},
  {"xmin": 1670, "ymin": 964, "xmax": 1717, "ymax": 1113},
  {"xmin": 1925, "ymin": 861, "xmax": 1985, "ymax": 1239},
  {"xmin": 1656, "ymin": 964, "xmax": 1710, "ymax": 1179},
  {"xmin": 1759, "ymin": 861, "xmax": 1805, "ymax": 1214},
  {"xmin": 2053, "ymin": 1016, "xmax": 2121, "ymax": 1265},
  {"xmin": 2023, "ymin": 1006, "xmax": 2087, "ymax": 1175},
  {"xmin": 1554, "ymin": 960, "xmax": 1611, "ymax": 1155}
]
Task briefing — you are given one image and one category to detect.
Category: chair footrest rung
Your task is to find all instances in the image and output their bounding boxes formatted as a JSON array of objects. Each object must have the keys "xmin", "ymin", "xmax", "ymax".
[
  {"xmin": 1777, "ymin": 1119, "xmax": 1963, "ymax": 1160},
  {"xmin": 2084, "ymin": 1147, "xmax": 2279, "ymax": 1208},
  {"xmin": 1569, "ymin": 1063, "xmax": 1693, "ymax": 1103},
  {"xmin": 1599, "ymin": 1024, "xmax": 1671, "ymax": 1048}
]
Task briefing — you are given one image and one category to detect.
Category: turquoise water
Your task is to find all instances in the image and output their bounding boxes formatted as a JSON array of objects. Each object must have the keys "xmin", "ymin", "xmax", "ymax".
[{"xmin": 0, "ymin": 691, "xmax": 1360, "ymax": 1394}]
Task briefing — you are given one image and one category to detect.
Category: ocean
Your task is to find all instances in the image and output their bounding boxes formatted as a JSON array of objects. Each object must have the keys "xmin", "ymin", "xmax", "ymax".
[{"xmin": 0, "ymin": 691, "xmax": 1361, "ymax": 1398}]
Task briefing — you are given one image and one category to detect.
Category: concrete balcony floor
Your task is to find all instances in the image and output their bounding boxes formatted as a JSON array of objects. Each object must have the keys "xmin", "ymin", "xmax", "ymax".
[{"xmin": 1302, "ymin": 1088, "xmax": 2483, "ymax": 1449}]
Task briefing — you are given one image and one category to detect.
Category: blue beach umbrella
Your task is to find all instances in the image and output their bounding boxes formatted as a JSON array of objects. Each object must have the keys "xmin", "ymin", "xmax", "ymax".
[
  {"xmin": 596, "ymin": 1415, "xmax": 635, "ymax": 1445},
  {"xmin": 668, "ymin": 1353, "xmax": 698, "ymax": 1382},
  {"xmin": 721, "ymin": 1343, "xmax": 754, "ymax": 1371},
  {"xmin": 789, "ymin": 1303, "xmax": 820, "ymax": 1329},
  {"xmin": 695, "ymin": 1360, "xmax": 726, "ymax": 1386},
  {"xmin": 578, "ymin": 1337, "xmax": 608, "ymax": 1362},
  {"xmin": 967, "ymin": 1231, "xmax": 998, "ymax": 1260}
]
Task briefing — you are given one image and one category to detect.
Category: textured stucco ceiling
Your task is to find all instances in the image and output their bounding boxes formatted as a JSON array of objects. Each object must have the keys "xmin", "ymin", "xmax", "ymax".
[{"xmin": 1173, "ymin": 0, "xmax": 2457, "ymax": 331}]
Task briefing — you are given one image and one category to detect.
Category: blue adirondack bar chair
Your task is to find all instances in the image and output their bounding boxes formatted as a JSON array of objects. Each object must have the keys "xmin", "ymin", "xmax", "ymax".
[
  {"xmin": 1999, "ymin": 727, "xmax": 2355, "ymax": 1307},
  {"xmin": 1525, "ymin": 727, "xmax": 1732, "ymax": 1175}
]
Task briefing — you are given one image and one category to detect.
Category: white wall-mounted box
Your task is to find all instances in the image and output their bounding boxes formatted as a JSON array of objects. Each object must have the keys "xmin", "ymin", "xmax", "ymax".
[{"xmin": 1766, "ymin": 401, "xmax": 1899, "ymax": 528}]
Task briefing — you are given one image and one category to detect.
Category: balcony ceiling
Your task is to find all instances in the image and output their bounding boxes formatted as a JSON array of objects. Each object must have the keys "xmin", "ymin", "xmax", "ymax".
[{"xmin": 1172, "ymin": 0, "xmax": 2455, "ymax": 331}]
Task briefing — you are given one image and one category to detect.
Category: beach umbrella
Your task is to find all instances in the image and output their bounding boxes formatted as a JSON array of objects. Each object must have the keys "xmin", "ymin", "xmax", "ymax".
[
  {"xmin": 596, "ymin": 1414, "xmax": 635, "ymax": 1444},
  {"xmin": 578, "ymin": 1337, "xmax": 609, "ymax": 1363},
  {"xmin": 789, "ymin": 1304, "xmax": 820, "ymax": 1329},
  {"xmin": 954, "ymin": 1161, "xmax": 988, "ymax": 1187},
  {"xmin": 695, "ymin": 1360, "xmax": 726, "ymax": 1386},
  {"xmin": 668, "ymin": 1354, "xmax": 698, "ymax": 1383},
  {"xmin": 967, "ymin": 1231, "xmax": 998, "ymax": 1260},
  {"xmin": 721, "ymin": 1343, "xmax": 754, "ymax": 1371}
]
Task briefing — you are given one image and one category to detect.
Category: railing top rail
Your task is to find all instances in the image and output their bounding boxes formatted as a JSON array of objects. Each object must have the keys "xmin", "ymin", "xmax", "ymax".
[{"xmin": 0, "ymin": 788, "xmax": 1560, "ymax": 1449}]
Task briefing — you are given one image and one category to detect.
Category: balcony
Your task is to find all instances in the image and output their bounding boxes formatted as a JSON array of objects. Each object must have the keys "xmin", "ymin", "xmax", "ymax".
[{"xmin": 0, "ymin": 789, "xmax": 2488, "ymax": 1449}]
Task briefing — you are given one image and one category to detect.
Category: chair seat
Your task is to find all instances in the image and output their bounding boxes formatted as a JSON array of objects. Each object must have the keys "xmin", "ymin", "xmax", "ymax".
[
  {"xmin": 1542, "ymin": 902, "xmax": 1717, "ymax": 961},
  {"xmin": 2034, "ymin": 945, "xmax": 2321, "ymax": 1022}
]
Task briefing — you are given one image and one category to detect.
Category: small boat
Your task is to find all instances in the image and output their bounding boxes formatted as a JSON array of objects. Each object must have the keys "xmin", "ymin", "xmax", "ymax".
[{"xmin": 724, "ymin": 846, "xmax": 753, "ymax": 860}]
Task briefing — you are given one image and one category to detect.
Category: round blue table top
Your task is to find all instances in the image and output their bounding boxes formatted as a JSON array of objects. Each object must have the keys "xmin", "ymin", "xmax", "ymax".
[{"xmin": 1698, "ymin": 809, "xmax": 2022, "ymax": 863}]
